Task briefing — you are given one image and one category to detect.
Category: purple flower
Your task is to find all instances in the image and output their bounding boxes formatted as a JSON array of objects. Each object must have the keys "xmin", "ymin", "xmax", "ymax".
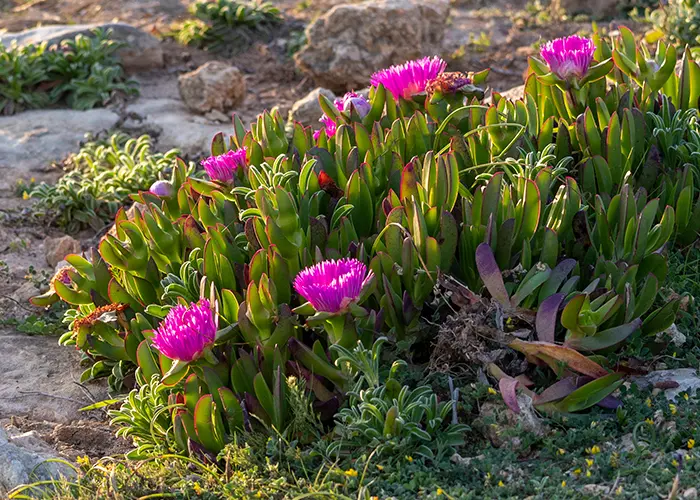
[
  {"xmin": 200, "ymin": 147, "xmax": 248, "ymax": 183},
  {"xmin": 149, "ymin": 180, "xmax": 173, "ymax": 197},
  {"xmin": 370, "ymin": 56, "xmax": 447, "ymax": 101},
  {"xmin": 152, "ymin": 299, "xmax": 217, "ymax": 362},
  {"xmin": 539, "ymin": 35, "xmax": 596, "ymax": 80},
  {"xmin": 294, "ymin": 258, "xmax": 373, "ymax": 313},
  {"xmin": 314, "ymin": 92, "xmax": 369, "ymax": 141},
  {"xmin": 336, "ymin": 92, "xmax": 370, "ymax": 118}
]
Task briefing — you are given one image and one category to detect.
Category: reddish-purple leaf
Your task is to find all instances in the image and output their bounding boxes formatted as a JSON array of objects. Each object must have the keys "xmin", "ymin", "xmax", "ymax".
[
  {"xmin": 476, "ymin": 243, "xmax": 510, "ymax": 307},
  {"xmin": 533, "ymin": 377, "xmax": 577, "ymax": 405},
  {"xmin": 596, "ymin": 395, "xmax": 622, "ymax": 409},
  {"xmin": 536, "ymin": 293, "xmax": 565, "ymax": 342},
  {"xmin": 499, "ymin": 377, "xmax": 521, "ymax": 414}
]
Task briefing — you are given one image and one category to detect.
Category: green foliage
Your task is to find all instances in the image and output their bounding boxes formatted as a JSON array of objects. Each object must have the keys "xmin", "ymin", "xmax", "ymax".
[
  {"xmin": 30, "ymin": 134, "xmax": 183, "ymax": 232},
  {"xmin": 0, "ymin": 28, "xmax": 138, "ymax": 115},
  {"xmin": 31, "ymin": 26, "xmax": 700, "ymax": 475},
  {"xmin": 169, "ymin": 0, "xmax": 283, "ymax": 53},
  {"xmin": 649, "ymin": 0, "xmax": 700, "ymax": 48}
]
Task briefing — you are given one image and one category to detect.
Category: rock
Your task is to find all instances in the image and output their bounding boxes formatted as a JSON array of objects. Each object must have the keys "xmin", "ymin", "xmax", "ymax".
[
  {"xmin": 499, "ymin": 84, "xmax": 525, "ymax": 101},
  {"xmin": 631, "ymin": 369, "xmax": 700, "ymax": 401},
  {"xmin": 559, "ymin": 0, "xmax": 618, "ymax": 18},
  {"xmin": 684, "ymin": 488, "xmax": 698, "ymax": 499},
  {"xmin": 0, "ymin": 23, "xmax": 163, "ymax": 72},
  {"xmin": 0, "ymin": 328, "xmax": 108, "ymax": 423},
  {"xmin": 44, "ymin": 236, "xmax": 81, "ymax": 268},
  {"xmin": 295, "ymin": 0, "xmax": 450, "ymax": 92},
  {"xmin": 124, "ymin": 98, "xmax": 224, "ymax": 158},
  {"xmin": 0, "ymin": 108, "xmax": 119, "ymax": 190},
  {"xmin": 0, "ymin": 426, "xmax": 75, "ymax": 494},
  {"xmin": 204, "ymin": 109, "xmax": 231, "ymax": 123},
  {"xmin": 178, "ymin": 61, "xmax": 246, "ymax": 114},
  {"xmin": 288, "ymin": 88, "xmax": 336, "ymax": 127}
]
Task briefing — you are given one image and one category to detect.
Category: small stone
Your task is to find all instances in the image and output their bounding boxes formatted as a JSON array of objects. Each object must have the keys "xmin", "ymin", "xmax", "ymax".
[
  {"xmin": 288, "ymin": 88, "xmax": 336, "ymax": 127},
  {"xmin": 683, "ymin": 488, "xmax": 698, "ymax": 499},
  {"xmin": 559, "ymin": 0, "xmax": 618, "ymax": 17},
  {"xmin": 204, "ymin": 109, "xmax": 230, "ymax": 123},
  {"xmin": 632, "ymin": 369, "xmax": 700, "ymax": 401},
  {"xmin": 178, "ymin": 61, "xmax": 246, "ymax": 114},
  {"xmin": 44, "ymin": 235, "xmax": 81, "ymax": 268}
]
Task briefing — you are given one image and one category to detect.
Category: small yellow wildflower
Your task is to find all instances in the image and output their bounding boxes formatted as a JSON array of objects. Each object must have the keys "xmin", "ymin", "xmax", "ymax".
[
  {"xmin": 376, "ymin": 464, "xmax": 384, "ymax": 471},
  {"xmin": 615, "ymin": 486, "xmax": 623, "ymax": 495},
  {"xmin": 645, "ymin": 418, "xmax": 654, "ymax": 425},
  {"xmin": 498, "ymin": 481, "xmax": 505, "ymax": 487},
  {"xmin": 193, "ymin": 483, "xmax": 203, "ymax": 495},
  {"xmin": 437, "ymin": 488, "xmax": 445, "ymax": 496},
  {"xmin": 371, "ymin": 497, "xmax": 379, "ymax": 500},
  {"xmin": 76, "ymin": 455, "xmax": 90, "ymax": 467},
  {"xmin": 589, "ymin": 445, "xmax": 601, "ymax": 454},
  {"xmin": 574, "ymin": 468, "xmax": 582, "ymax": 476},
  {"xmin": 646, "ymin": 398, "xmax": 652, "ymax": 408},
  {"xmin": 590, "ymin": 421, "xmax": 597, "ymax": 428},
  {"xmin": 557, "ymin": 448, "xmax": 566, "ymax": 455},
  {"xmin": 670, "ymin": 403, "xmax": 678, "ymax": 415},
  {"xmin": 561, "ymin": 480, "xmax": 567, "ymax": 487},
  {"xmin": 345, "ymin": 468, "xmax": 358, "ymax": 477},
  {"xmin": 405, "ymin": 455, "xmax": 414, "ymax": 463},
  {"xmin": 22, "ymin": 191, "xmax": 29, "ymax": 200},
  {"xmin": 585, "ymin": 458, "xmax": 594, "ymax": 467},
  {"xmin": 586, "ymin": 470, "xmax": 592, "ymax": 478},
  {"xmin": 685, "ymin": 393, "xmax": 690, "ymax": 401},
  {"xmin": 672, "ymin": 459, "xmax": 679, "ymax": 467},
  {"xmin": 30, "ymin": 177, "xmax": 35, "ymax": 183},
  {"xmin": 689, "ymin": 439, "xmax": 696, "ymax": 449},
  {"xmin": 487, "ymin": 387, "xmax": 498, "ymax": 395}
]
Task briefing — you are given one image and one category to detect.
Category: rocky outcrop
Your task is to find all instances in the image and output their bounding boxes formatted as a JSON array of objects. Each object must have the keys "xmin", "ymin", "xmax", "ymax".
[{"xmin": 295, "ymin": 0, "xmax": 450, "ymax": 92}]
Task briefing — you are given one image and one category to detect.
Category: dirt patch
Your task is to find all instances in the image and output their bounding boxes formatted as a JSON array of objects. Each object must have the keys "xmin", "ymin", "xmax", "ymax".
[{"xmin": 3, "ymin": 417, "xmax": 131, "ymax": 460}]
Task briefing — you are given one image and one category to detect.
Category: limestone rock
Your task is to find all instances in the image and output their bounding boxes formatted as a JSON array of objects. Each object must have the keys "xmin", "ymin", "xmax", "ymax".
[
  {"xmin": 0, "ymin": 23, "xmax": 164, "ymax": 72},
  {"xmin": 45, "ymin": 236, "xmax": 81, "ymax": 268},
  {"xmin": 288, "ymin": 88, "xmax": 336, "ymax": 127},
  {"xmin": 0, "ymin": 108, "xmax": 119, "ymax": 190},
  {"xmin": 295, "ymin": 0, "xmax": 450, "ymax": 92},
  {"xmin": 0, "ymin": 426, "xmax": 75, "ymax": 494},
  {"xmin": 178, "ymin": 61, "xmax": 246, "ymax": 114},
  {"xmin": 631, "ymin": 368, "xmax": 700, "ymax": 401},
  {"xmin": 124, "ymin": 98, "xmax": 224, "ymax": 157}
]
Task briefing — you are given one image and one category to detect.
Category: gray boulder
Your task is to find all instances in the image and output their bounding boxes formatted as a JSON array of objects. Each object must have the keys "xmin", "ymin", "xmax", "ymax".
[
  {"xmin": 288, "ymin": 88, "xmax": 336, "ymax": 127},
  {"xmin": 0, "ymin": 108, "xmax": 119, "ymax": 190},
  {"xmin": 295, "ymin": 0, "xmax": 450, "ymax": 92},
  {"xmin": 0, "ymin": 23, "xmax": 164, "ymax": 72}
]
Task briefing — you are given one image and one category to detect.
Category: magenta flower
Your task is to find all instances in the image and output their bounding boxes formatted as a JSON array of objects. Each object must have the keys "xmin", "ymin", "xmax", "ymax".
[
  {"xmin": 152, "ymin": 299, "xmax": 217, "ymax": 362},
  {"xmin": 539, "ymin": 35, "xmax": 596, "ymax": 80},
  {"xmin": 149, "ymin": 180, "xmax": 173, "ymax": 197},
  {"xmin": 314, "ymin": 92, "xmax": 369, "ymax": 141},
  {"xmin": 370, "ymin": 56, "xmax": 447, "ymax": 101},
  {"xmin": 294, "ymin": 258, "xmax": 373, "ymax": 313},
  {"xmin": 200, "ymin": 147, "xmax": 248, "ymax": 183}
]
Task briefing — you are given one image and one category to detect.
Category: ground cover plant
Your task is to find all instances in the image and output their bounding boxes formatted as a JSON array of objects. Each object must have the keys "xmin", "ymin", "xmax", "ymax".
[
  {"xmin": 28, "ymin": 134, "xmax": 185, "ymax": 233},
  {"xmin": 18, "ymin": 24, "xmax": 700, "ymax": 499},
  {"xmin": 0, "ymin": 28, "xmax": 138, "ymax": 115},
  {"xmin": 169, "ymin": 0, "xmax": 283, "ymax": 53}
]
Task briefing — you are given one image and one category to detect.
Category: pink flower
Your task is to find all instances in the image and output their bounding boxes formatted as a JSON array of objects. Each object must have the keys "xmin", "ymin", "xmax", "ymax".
[
  {"xmin": 149, "ymin": 180, "xmax": 173, "ymax": 197},
  {"xmin": 370, "ymin": 56, "xmax": 447, "ymax": 100},
  {"xmin": 314, "ymin": 92, "xmax": 369, "ymax": 141},
  {"xmin": 200, "ymin": 147, "xmax": 248, "ymax": 183},
  {"xmin": 539, "ymin": 35, "xmax": 596, "ymax": 80},
  {"xmin": 152, "ymin": 299, "xmax": 217, "ymax": 362},
  {"xmin": 294, "ymin": 258, "xmax": 373, "ymax": 313}
]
